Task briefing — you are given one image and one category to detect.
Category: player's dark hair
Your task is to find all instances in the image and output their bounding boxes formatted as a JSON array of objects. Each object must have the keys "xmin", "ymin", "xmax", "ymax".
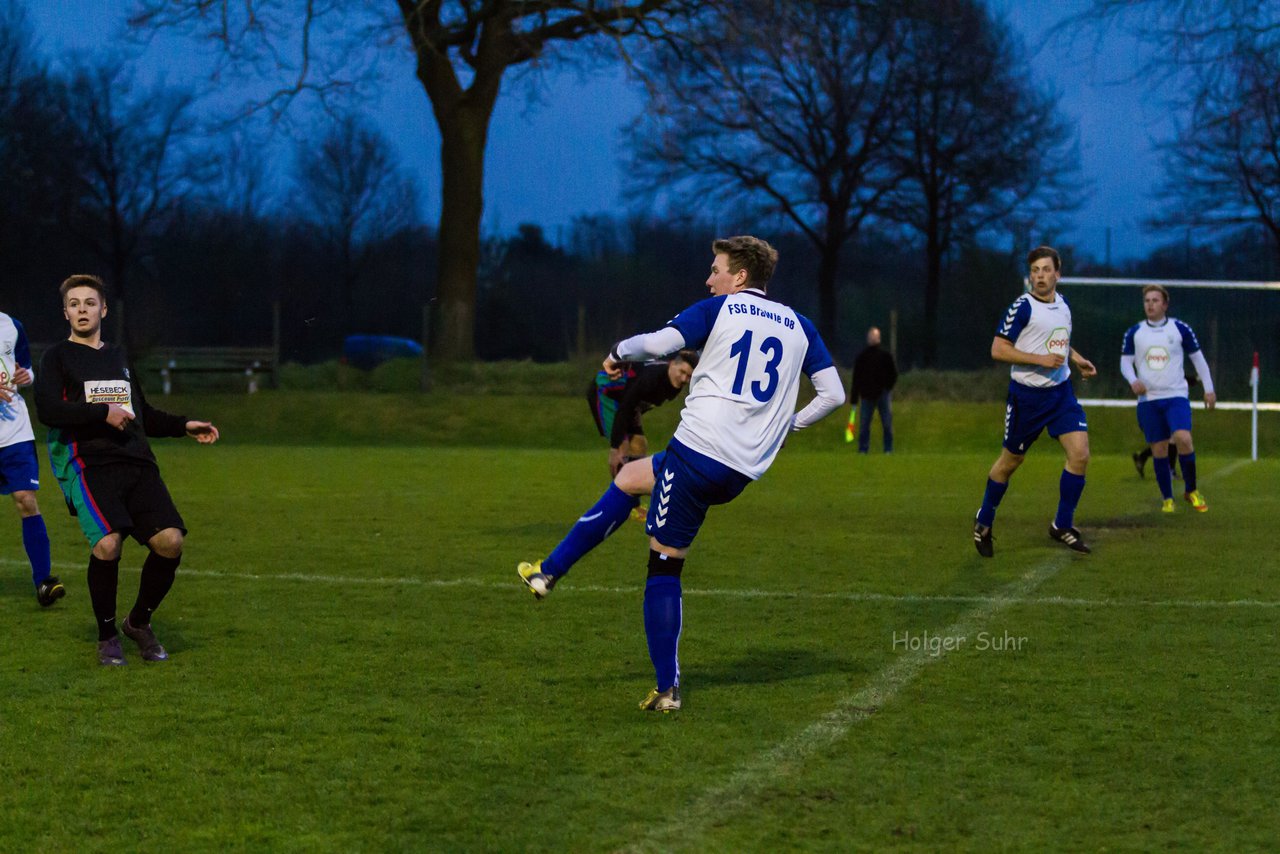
[
  {"xmin": 1142, "ymin": 284, "xmax": 1169, "ymax": 303},
  {"xmin": 673, "ymin": 349, "xmax": 700, "ymax": 369},
  {"xmin": 59, "ymin": 274, "xmax": 108, "ymax": 303},
  {"xmin": 713, "ymin": 235, "xmax": 779, "ymax": 289},
  {"xmin": 1026, "ymin": 245, "xmax": 1060, "ymax": 271}
]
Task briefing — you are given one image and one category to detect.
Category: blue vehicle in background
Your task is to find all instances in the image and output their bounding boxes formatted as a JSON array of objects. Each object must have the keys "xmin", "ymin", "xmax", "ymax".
[{"xmin": 342, "ymin": 335, "xmax": 424, "ymax": 370}]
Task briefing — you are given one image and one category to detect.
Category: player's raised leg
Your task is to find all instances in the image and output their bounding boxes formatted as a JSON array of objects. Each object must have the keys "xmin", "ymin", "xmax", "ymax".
[{"xmin": 517, "ymin": 456, "xmax": 654, "ymax": 598}]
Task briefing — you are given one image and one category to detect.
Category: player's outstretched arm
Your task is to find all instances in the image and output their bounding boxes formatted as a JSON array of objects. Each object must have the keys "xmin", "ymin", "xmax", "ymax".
[
  {"xmin": 185, "ymin": 421, "xmax": 220, "ymax": 444},
  {"xmin": 613, "ymin": 327, "xmax": 687, "ymax": 363}
]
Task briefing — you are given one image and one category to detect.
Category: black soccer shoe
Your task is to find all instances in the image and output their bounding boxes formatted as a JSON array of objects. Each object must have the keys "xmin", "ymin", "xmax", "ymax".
[
  {"xmin": 972, "ymin": 518, "xmax": 994, "ymax": 558},
  {"xmin": 36, "ymin": 576, "xmax": 66, "ymax": 608},
  {"xmin": 1049, "ymin": 524, "xmax": 1091, "ymax": 554},
  {"xmin": 1132, "ymin": 452, "xmax": 1146, "ymax": 479}
]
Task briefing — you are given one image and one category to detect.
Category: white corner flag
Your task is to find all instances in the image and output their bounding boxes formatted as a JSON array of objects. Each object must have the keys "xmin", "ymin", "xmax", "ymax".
[{"xmin": 1251, "ymin": 352, "xmax": 1260, "ymax": 462}]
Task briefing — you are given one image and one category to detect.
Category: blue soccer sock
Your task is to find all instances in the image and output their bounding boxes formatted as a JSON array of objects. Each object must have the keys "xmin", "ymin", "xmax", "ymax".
[
  {"xmin": 1180, "ymin": 452, "xmax": 1197, "ymax": 492},
  {"xmin": 643, "ymin": 570, "xmax": 683, "ymax": 692},
  {"xmin": 976, "ymin": 478, "xmax": 1009, "ymax": 527},
  {"xmin": 542, "ymin": 483, "xmax": 640, "ymax": 577},
  {"xmin": 22, "ymin": 515, "xmax": 52, "ymax": 587},
  {"xmin": 1153, "ymin": 455, "xmax": 1173, "ymax": 500},
  {"xmin": 1054, "ymin": 470, "xmax": 1086, "ymax": 530}
]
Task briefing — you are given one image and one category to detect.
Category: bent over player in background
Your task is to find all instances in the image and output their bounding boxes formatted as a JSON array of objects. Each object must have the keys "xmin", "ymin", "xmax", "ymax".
[
  {"xmin": 587, "ymin": 349, "xmax": 698, "ymax": 478},
  {"xmin": 518, "ymin": 235, "xmax": 845, "ymax": 711},
  {"xmin": 35, "ymin": 275, "xmax": 219, "ymax": 666},
  {"xmin": 1120, "ymin": 284, "xmax": 1215, "ymax": 512},
  {"xmin": 973, "ymin": 246, "xmax": 1098, "ymax": 557},
  {"xmin": 0, "ymin": 308, "xmax": 61, "ymax": 606}
]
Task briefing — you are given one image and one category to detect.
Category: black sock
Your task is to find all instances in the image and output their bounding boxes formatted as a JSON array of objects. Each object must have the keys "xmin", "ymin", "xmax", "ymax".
[
  {"xmin": 129, "ymin": 551, "xmax": 181, "ymax": 627},
  {"xmin": 87, "ymin": 555, "xmax": 121, "ymax": 641}
]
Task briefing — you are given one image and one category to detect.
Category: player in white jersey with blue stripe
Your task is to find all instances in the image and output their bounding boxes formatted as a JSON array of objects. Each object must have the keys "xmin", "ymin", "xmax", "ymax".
[
  {"xmin": 0, "ymin": 310, "xmax": 63, "ymax": 606},
  {"xmin": 517, "ymin": 236, "xmax": 845, "ymax": 711},
  {"xmin": 1120, "ymin": 284, "xmax": 1215, "ymax": 512},
  {"xmin": 973, "ymin": 247, "xmax": 1098, "ymax": 557}
]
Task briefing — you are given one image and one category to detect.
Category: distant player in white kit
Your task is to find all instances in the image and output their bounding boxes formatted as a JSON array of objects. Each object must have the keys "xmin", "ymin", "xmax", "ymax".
[
  {"xmin": 0, "ymin": 309, "xmax": 62, "ymax": 607},
  {"xmin": 517, "ymin": 236, "xmax": 845, "ymax": 711},
  {"xmin": 1120, "ymin": 284, "xmax": 1215, "ymax": 512},
  {"xmin": 973, "ymin": 246, "xmax": 1098, "ymax": 557}
]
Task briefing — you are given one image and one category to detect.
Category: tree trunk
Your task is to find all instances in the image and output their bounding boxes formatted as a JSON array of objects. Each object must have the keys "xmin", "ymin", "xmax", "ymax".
[
  {"xmin": 816, "ymin": 244, "xmax": 840, "ymax": 350},
  {"xmin": 922, "ymin": 228, "xmax": 942, "ymax": 368},
  {"xmin": 433, "ymin": 108, "xmax": 487, "ymax": 362}
]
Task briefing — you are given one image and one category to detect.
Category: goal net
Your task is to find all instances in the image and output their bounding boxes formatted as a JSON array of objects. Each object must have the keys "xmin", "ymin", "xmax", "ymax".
[{"xmin": 1030, "ymin": 276, "xmax": 1279, "ymax": 459}]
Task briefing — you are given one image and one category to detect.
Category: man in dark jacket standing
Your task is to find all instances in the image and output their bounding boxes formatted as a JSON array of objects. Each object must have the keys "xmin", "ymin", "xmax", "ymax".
[{"xmin": 850, "ymin": 326, "xmax": 897, "ymax": 453}]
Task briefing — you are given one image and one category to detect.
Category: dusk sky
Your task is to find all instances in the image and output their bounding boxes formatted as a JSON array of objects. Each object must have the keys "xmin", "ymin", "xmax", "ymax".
[{"xmin": 27, "ymin": 1, "xmax": 1174, "ymax": 262}]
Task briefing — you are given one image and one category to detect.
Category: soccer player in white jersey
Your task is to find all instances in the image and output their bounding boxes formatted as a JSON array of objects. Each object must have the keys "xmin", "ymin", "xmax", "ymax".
[
  {"xmin": 0, "ymin": 309, "xmax": 63, "ymax": 607},
  {"xmin": 518, "ymin": 236, "xmax": 845, "ymax": 711},
  {"xmin": 973, "ymin": 246, "xmax": 1098, "ymax": 557},
  {"xmin": 1120, "ymin": 284, "xmax": 1215, "ymax": 512}
]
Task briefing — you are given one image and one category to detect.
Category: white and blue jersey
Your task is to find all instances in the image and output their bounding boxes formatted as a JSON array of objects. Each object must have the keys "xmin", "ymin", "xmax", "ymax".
[
  {"xmin": 0, "ymin": 312, "xmax": 36, "ymax": 449},
  {"xmin": 0, "ymin": 312, "xmax": 39, "ymax": 496},
  {"xmin": 996, "ymin": 293, "xmax": 1073, "ymax": 388},
  {"xmin": 1120, "ymin": 317, "xmax": 1213, "ymax": 402},
  {"xmin": 663, "ymin": 291, "xmax": 834, "ymax": 480}
]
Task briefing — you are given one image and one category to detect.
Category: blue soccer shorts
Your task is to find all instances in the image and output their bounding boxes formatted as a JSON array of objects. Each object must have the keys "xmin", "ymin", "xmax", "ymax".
[
  {"xmin": 1002, "ymin": 381, "xmax": 1088, "ymax": 455},
  {"xmin": 0, "ymin": 440, "xmax": 40, "ymax": 495},
  {"xmin": 1137, "ymin": 397, "xmax": 1193, "ymax": 444},
  {"xmin": 645, "ymin": 439, "xmax": 752, "ymax": 550}
]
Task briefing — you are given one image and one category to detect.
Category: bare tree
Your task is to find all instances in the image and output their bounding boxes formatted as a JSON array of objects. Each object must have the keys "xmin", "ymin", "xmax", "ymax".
[
  {"xmin": 883, "ymin": 0, "xmax": 1080, "ymax": 366},
  {"xmin": 1071, "ymin": 2, "xmax": 1280, "ymax": 78},
  {"xmin": 1074, "ymin": 2, "xmax": 1280, "ymax": 261},
  {"xmin": 130, "ymin": 0, "xmax": 685, "ymax": 361},
  {"xmin": 63, "ymin": 59, "xmax": 199, "ymax": 348},
  {"xmin": 293, "ymin": 112, "xmax": 421, "ymax": 333},
  {"xmin": 0, "ymin": 4, "xmax": 70, "ymax": 288},
  {"xmin": 1150, "ymin": 46, "xmax": 1280, "ymax": 262},
  {"xmin": 624, "ymin": 0, "xmax": 904, "ymax": 347}
]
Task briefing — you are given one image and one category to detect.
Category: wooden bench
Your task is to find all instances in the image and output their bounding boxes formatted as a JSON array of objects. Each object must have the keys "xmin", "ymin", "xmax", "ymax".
[{"xmin": 156, "ymin": 346, "xmax": 278, "ymax": 394}]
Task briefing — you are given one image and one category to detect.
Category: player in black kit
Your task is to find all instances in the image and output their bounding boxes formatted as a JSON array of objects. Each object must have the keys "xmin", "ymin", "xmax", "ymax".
[{"xmin": 35, "ymin": 274, "xmax": 220, "ymax": 666}]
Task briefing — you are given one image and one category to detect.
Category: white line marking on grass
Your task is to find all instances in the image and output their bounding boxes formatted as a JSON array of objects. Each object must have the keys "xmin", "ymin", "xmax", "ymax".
[
  {"xmin": 4, "ymin": 558, "xmax": 1278, "ymax": 610},
  {"xmin": 625, "ymin": 556, "xmax": 1071, "ymax": 854}
]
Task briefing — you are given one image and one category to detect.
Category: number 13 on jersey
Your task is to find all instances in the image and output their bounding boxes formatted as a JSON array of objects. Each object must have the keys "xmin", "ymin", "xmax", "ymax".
[{"xmin": 729, "ymin": 330, "xmax": 783, "ymax": 402}]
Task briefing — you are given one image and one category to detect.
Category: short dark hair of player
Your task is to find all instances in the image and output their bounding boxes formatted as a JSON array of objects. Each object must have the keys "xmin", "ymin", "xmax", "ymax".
[
  {"xmin": 713, "ymin": 235, "xmax": 779, "ymax": 289},
  {"xmin": 1026, "ymin": 245, "xmax": 1061, "ymax": 271},
  {"xmin": 1142, "ymin": 284, "xmax": 1169, "ymax": 304},
  {"xmin": 59, "ymin": 274, "xmax": 109, "ymax": 303},
  {"xmin": 673, "ymin": 349, "xmax": 700, "ymax": 370}
]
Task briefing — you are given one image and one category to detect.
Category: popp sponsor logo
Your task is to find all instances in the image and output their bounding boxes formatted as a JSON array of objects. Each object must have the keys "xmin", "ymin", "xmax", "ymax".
[
  {"xmin": 1144, "ymin": 346, "xmax": 1170, "ymax": 371},
  {"xmin": 1046, "ymin": 327, "xmax": 1069, "ymax": 356}
]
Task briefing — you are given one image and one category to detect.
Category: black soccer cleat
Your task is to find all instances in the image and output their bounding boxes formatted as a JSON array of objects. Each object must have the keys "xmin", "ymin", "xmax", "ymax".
[
  {"xmin": 972, "ymin": 518, "xmax": 994, "ymax": 558},
  {"xmin": 36, "ymin": 576, "xmax": 66, "ymax": 608},
  {"xmin": 1132, "ymin": 452, "xmax": 1146, "ymax": 479},
  {"xmin": 1049, "ymin": 523, "xmax": 1091, "ymax": 554}
]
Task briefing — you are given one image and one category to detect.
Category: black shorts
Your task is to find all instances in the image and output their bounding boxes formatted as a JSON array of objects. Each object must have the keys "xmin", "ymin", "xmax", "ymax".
[{"xmin": 67, "ymin": 461, "xmax": 186, "ymax": 547}]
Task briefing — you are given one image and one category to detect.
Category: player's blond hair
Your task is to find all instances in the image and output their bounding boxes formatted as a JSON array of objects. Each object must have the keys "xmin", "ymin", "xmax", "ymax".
[
  {"xmin": 713, "ymin": 236, "xmax": 779, "ymax": 290},
  {"xmin": 1142, "ymin": 284, "xmax": 1169, "ymax": 303}
]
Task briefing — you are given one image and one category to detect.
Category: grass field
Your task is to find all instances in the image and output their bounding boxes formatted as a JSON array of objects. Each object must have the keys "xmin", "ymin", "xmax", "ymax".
[{"xmin": 1, "ymin": 390, "xmax": 1277, "ymax": 851}]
